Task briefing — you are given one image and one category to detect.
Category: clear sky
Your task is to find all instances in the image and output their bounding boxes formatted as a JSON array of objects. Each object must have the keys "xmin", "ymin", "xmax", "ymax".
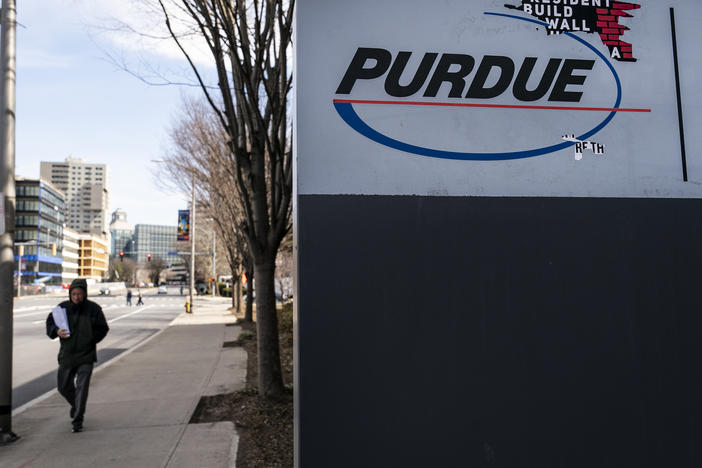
[{"xmin": 14, "ymin": 0, "xmax": 207, "ymax": 227}]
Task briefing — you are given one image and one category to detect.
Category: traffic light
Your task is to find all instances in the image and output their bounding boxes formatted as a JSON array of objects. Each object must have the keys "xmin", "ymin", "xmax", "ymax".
[
  {"xmin": 120, "ymin": 251, "xmax": 124, "ymax": 262},
  {"xmin": 147, "ymin": 253, "xmax": 152, "ymax": 262},
  {"xmin": 51, "ymin": 243, "xmax": 57, "ymax": 256}
]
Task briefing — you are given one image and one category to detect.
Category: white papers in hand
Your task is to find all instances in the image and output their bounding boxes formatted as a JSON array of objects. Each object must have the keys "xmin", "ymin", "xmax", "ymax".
[{"xmin": 51, "ymin": 306, "xmax": 70, "ymax": 336}]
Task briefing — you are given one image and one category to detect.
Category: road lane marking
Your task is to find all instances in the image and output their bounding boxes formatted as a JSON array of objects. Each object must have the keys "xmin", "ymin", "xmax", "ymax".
[
  {"xmin": 17, "ymin": 311, "xmax": 50, "ymax": 318},
  {"xmin": 15, "ymin": 307, "xmax": 51, "ymax": 317},
  {"xmin": 108, "ymin": 305, "xmax": 155, "ymax": 323}
]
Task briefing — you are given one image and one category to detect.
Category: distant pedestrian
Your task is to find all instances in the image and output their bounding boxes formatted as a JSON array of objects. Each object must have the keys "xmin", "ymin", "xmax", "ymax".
[
  {"xmin": 136, "ymin": 289, "xmax": 144, "ymax": 306},
  {"xmin": 126, "ymin": 289, "xmax": 132, "ymax": 306},
  {"xmin": 180, "ymin": 285, "xmax": 183, "ymax": 295},
  {"xmin": 46, "ymin": 278, "xmax": 109, "ymax": 433}
]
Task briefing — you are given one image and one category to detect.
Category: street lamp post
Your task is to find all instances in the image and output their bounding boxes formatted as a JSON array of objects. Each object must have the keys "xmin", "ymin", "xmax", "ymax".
[
  {"xmin": 152, "ymin": 160, "xmax": 196, "ymax": 312},
  {"xmin": 0, "ymin": 0, "xmax": 18, "ymax": 444}
]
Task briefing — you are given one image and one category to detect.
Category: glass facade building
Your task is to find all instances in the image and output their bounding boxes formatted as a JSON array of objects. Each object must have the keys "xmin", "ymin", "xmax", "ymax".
[
  {"xmin": 14, "ymin": 178, "xmax": 65, "ymax": 287},
  {"xmin": 109, "ymin": 209, "xmax": 134, "ymax": 256},
  {"xmin": 133, "ymin": 224, "xmax": 178, "ymax": 265}
]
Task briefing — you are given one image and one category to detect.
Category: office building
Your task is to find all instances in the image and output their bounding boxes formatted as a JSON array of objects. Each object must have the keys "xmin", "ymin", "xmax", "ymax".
[
  {"xmin": 62, "ymin": 227, "xmax": 80, "ymax": 284},
  {"xmin": 109, "ymin": 209, "xmax": 134, "ymax": 256},
  {"xmin": 14, "ymin": 178, "xmax": 65, "ymax": 287},
  {"xmin": 133, "ymin": 224, "xmax": 178, "ymax": 265},
  {"xmin": 78, "ymin": 234, "xmax": 109, "ymax": 281},
  {"xmin": 40, "ymin": 156, "xmax": 109, "ymax": 236}
]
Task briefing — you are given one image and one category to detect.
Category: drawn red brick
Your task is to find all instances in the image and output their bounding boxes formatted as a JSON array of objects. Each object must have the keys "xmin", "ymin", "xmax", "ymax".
[
  {"xmin": 598, "ymin": 15, "xmax": 615, "ymax": 21},
  {"xmin": 613, "ymin": 3, "xmax": 641, "ymax": 10},
  {"xmin": 597, "ymin": 8, "xmax": 610, "ymax": 14}
]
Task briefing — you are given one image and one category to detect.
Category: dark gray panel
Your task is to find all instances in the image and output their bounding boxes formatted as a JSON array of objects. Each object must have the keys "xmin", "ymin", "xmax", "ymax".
[{"xmin": 297, "ymin": 195, "xmax": 701, "ymax": 468}]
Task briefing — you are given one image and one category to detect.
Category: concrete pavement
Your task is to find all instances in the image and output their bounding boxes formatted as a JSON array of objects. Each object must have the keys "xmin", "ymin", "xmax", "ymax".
[{"xmin": 1, "ymin": 296, "xmax": 246, "ymax": 468}]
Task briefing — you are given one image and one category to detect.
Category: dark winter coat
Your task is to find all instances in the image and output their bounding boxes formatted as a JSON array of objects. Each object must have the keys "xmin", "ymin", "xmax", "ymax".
[{"xmin": 46, "ymin": 290, "xmax": 109, "ymax": 368}]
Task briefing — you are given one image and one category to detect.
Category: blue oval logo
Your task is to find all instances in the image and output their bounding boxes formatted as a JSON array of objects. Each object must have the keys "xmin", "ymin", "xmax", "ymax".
[{"xmin": 333, "ymin": 12, "xmax": 623, "ymax": 161}]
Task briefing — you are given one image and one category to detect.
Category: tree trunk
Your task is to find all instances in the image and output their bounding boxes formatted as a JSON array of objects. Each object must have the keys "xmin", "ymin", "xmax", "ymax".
[
  {"xmin": 234, "ymin": 279, "xmax": 240, "ymax": 311},
  {"xmin": 254, "ymin": 258, "xmax": 284, "ymax": 397}
]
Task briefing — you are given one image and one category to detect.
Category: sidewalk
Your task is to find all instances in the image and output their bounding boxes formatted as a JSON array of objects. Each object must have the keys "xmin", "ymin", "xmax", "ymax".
[{"xmin": 2, "ymin": 296, "xmax": 246, "ymax": 468}]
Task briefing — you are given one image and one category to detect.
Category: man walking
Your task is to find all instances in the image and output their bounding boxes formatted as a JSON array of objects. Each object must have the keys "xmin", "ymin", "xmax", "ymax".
[
  {"xmin": 126, "ymin": 289, "xmax": 132, "ymax": 306},
  {"xmin": 46, "ymin": 278, "xmax": 109, "ymax": 433}
]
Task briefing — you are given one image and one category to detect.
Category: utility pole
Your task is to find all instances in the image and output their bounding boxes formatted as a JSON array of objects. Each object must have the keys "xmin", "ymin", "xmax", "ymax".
[
  {"xmin": 0, "ymin": 0, "xmax": 18, "ymax": 444},
  {"xmin": 211, "ymin": 230, "xmax": 215, "ymax": 298}
]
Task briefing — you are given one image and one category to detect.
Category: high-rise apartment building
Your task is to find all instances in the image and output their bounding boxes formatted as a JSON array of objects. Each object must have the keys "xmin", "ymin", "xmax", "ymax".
[{"xmin": 40, "ymin": 157, "xmax": 109, "ymax": 236}]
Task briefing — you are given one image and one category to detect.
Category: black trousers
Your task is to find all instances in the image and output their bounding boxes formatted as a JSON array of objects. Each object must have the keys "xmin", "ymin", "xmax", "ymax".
[{"xmin": 57, "ymin": 363, "xmax": 93, "ymax": 425}]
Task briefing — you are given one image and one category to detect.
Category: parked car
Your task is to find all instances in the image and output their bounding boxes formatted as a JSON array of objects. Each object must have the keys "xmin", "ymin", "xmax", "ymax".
[
  {"xmin": 99, "ymin": 286, "xmax": 113, "ymax": 295},
  {"xmin": 99, "ymin": 283, "xmax": 126, "ymax": 295},
  {"xmin": 157, "ymin": 286, "xmax": 168, "ymax": 294}
]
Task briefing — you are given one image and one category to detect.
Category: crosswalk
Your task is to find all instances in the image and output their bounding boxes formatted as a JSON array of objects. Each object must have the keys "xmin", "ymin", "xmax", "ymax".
[
  {"xmin": 101, "ymin": 297, "xmax": 186, "ymax": 309},
  {"xmin": 26, "ymin": 298, "xmax": 186, "ymax": 325}
]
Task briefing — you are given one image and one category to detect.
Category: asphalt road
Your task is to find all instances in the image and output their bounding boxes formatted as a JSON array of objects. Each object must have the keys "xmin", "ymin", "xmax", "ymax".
[{"xmin": 11, "ymin": 287, "xmax": 187, "ymax": 410}]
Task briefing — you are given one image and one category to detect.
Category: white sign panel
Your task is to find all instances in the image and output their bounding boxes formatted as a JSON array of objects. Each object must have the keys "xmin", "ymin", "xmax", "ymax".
[{"xmin": 295, "ymin": 0, "xmax": 702, "ymax": 197}]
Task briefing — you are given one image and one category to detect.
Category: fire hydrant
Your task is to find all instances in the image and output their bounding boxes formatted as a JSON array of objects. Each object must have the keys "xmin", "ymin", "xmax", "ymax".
[{"xmin": 185, "ymin": 301, "xmax": 191, "ymax": 314}]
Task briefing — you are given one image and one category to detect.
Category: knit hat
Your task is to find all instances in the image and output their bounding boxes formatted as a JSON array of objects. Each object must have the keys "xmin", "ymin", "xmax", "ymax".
[{"xmin": 69, "ymin": 278, "xmax": 88, "ymax": 298}]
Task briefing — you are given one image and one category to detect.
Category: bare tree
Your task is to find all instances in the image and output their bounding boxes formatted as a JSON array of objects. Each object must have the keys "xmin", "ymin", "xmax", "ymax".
[
  {"xmin": 146, "ymin": 256, "xmax": 169, "ymax": 285},
  {"xmin": 109, "ymin": 256, "xmax": 137, "ymax": 284},
  {"xmin": 153, "ymin": 0, "xmax": 293, "ymax": 397},
  {"xmin": 164, "ymin": 96, "xmax": 255, "ymax": 318}
]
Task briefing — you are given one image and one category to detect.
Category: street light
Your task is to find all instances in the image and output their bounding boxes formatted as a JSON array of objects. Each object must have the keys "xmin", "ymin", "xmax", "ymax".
[
  {"xmin": 151, "ymin": 160, "xmax": 195, "ymax": 312},
  {"xmin": 0, "ymin": 0, "xmax": 18, "ymax": 445}
]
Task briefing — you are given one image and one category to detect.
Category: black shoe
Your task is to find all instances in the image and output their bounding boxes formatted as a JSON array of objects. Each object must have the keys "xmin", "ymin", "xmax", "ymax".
[
  {"xmin": 70, "ymin": 406, "xmax": 76, "ymax": 419},
  {"xmin": 71, "ymin": 424, "xmax": 83, "ymax": 433}
]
